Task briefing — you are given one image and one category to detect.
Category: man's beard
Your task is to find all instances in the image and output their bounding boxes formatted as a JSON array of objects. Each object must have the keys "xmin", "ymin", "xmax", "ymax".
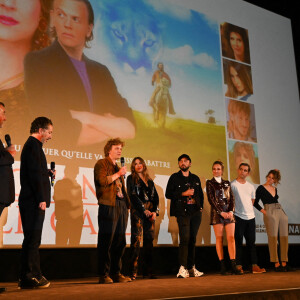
[{"xmin": 180, "ymin": 166, "xmax": 189, "ymax": 172}]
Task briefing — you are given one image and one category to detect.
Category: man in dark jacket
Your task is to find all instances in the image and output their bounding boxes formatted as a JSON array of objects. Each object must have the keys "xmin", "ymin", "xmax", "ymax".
[
  {"xmin": 165, "ymin": 154, "xmax": 204, "ymax": 278},
  {"xmin": 0, "ymin": 102, "xmax": 15, "ymax": 217},
  {"xmin": 18, "ymin": 117, "xmax": 54, "ymax": 289},
  {"xmin": 0, "ymin": 102, "xmax": 16, "ymax": 293},
  {"xmin": 24, "ymin": 0, "xmax": 135, "ymax": 161}
]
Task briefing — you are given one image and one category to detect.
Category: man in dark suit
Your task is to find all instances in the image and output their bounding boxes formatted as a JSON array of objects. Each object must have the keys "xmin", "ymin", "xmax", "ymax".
[
  {"xmin": 24, "ymin": 0, "xmax": 135, "ymax": 159},
  {"xmin": 0, "ymin": 102, "xmax": 16, "ymax": 293},
  {"xmin": 18, "ymin": 117, "xmax": 54, "ymax": 289},
  {"xmin": 0, "ymin": 102, "xmax": 15, "ymax": 217}
]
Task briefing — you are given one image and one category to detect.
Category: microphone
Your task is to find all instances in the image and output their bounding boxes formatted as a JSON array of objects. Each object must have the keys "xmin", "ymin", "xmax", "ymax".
[
  {"xmin": 5, "ymin": 134, "xmax": 11, "ymax": 147},
  {"xmin": 120, "ymin": 157, "xmax": 126, "ymax": 179},
  {"xmin": 50, "ymin": 161, "xmax": 55, "ymax": 186}
]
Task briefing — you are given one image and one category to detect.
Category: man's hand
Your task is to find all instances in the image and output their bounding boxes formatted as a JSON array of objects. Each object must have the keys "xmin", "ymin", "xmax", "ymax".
[
  {"xmin": 182, "ymin": 189, "xmax": 194, "ymax": 197},
  {"xmin": 6, "ymin": 145, "xmax": 16, "ymax": 157},
  {"xmin": 144, "ymin": 210, "xmax": 152, "ymax": 218},
  {"xmin": 49, "ymin": 169, "xmax": 56, "ymax": 178},
  {"xmin": 149, "ymin": 212, "xmax": 156, "ymax": 222},
  {"xmin": 39, "ymin": 202, "xmax": 47, "ymax": 211},
  {"xmin": 118, "ymin": 166, "xmax": 127, "ymax": 177}
]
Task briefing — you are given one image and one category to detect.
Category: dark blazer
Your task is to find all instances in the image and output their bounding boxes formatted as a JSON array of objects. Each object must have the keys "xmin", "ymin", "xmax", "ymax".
[
  {"xmin": 165, "ymin": 171, "xmax": 204, "ymax": 217},
  {"xmin": 24, "ymin": 40, "xmax": 135, "ymax": 149},
  {"xmin": 19, "ymin": 136, "xmax": 51, "ymax": 208},
  {"xmin": 126, "ymin": 175, "xmax": 159, "ymax": 217},
  {"xmin": 94, "ymin": 157, "xmax": 130, "ymax": 208},
  {"xmin": 0, "ymin": 138, "xmax": 15, "ymax": 206}
]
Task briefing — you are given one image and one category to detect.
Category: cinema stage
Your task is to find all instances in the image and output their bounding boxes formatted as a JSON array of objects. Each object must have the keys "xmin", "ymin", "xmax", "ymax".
[{"xmin": 1, "ymin": 270, "xmax": 300, "ymax": 300}]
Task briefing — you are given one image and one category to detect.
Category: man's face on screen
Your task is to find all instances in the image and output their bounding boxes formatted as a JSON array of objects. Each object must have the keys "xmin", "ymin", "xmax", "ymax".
[
  {"xmin": 108, "ymin": 144, "xmax": 122, "ymax": 161},
  {"xmin": 233, "ymin": 110, "xmax": 250, "ymax": 140},
  {"xmin": 0, "ymin": 0, "xmax": 41, "ymax": 43},
  {"xmin": 51, "ymin": 0, "xmax": 93, "ymax": 51}
]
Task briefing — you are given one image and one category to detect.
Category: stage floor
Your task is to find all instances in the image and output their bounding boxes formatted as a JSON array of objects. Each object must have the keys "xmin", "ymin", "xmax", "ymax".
[{"xmin": 1, "ymin": 270, "xmax": 300, "ymax": 299}]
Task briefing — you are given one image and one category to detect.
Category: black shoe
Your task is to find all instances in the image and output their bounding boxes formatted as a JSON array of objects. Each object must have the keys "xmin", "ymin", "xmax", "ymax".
[
  {"xmin": 18, "ymin": 277, "xmax": 40, "ymax": 289},
  {"xmin": 220, "ymin": 260, "xmax": 227, "ymax": 275},
  {"xmin": 99, "ymin": 275, "xmax": 113, "ymax": 284},
  {"xmin": 143, "ymin": 273, "xmax": 158, "ymax": 279},
  {"xmin": 0, "ymin": 287, "xmax": 6, "ymax": 293},
  {"xmin": 282, "ymin": 264, "xmax": 295, "ymax": 272},
  {"xmin": 37, "ymin": 276, "xmax": 50, "ymax": 288},
  {"xmin": 18, "ymin": 276, "xmax": 50, "ymax": 289},
  {"xmin": 275, "ymin": 265, "xmax": 284, "ymax": 272},
  {"xmin": 230, "ymin": 259, "xmax": 243, "ymax": 275}
]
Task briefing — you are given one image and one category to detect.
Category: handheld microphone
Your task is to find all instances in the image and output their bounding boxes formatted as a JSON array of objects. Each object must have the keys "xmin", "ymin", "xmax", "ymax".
[
  {"xmin": 120, "ymin": 157, "xmax": 126, "ymax": 179},
  {"xmin": 50, "ymin": 161, "xmax": 55, "ymax": 186},
  {"xmin": 5, "ymin": 134, "xmax": 11, "ymax": 147}
]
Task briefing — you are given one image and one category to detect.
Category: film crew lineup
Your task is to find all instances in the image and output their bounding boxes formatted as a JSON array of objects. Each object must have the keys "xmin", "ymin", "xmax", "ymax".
[
  {"xmin": 0, "ymin": 0, "xmax": 290, "ymax": 295},
  {"xmin": 1, "ymin": 104, "xmax": 290, "ymax": 291}
]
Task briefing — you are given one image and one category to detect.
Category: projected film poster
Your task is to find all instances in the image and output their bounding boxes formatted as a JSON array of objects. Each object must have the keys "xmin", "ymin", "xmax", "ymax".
[{"xmin": 1, "ymin": 0, "xmax": 261, "ymax": 247}]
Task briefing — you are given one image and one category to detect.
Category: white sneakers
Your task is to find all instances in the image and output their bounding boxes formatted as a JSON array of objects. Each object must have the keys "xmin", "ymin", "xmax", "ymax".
[
  {"xmin": 177, "ymin": 266, "xmax": 189, "ymax": 278},
  {"xmin": 177, "ymin": 265, "xmax": 204, "ymax": 278},
  {"xmin": 189, "ymin": 265, "xmax": 204, "ymax": 277}
]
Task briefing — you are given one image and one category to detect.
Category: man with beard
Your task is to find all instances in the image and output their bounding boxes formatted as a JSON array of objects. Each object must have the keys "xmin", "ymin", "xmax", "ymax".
[
  {"xmin": 18, "ymin": 117, "xmax": 54, "ymax": 289},
  {"xmin": 165, "ymin": 154, "xmax": 204, "ymax": 278},
  {"xmin": 231, "ymin": 163, "xmax": 266, "ymax": 274}
]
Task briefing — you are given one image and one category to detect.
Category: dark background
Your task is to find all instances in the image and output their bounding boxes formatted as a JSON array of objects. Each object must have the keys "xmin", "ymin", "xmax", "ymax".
[{"xmin": 243, "ymin": 0, "xmax": 299, "ymax": 95}]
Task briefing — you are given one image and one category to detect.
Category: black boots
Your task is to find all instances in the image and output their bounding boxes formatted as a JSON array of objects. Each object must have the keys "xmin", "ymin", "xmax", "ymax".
[
  {"xmin": 220, "ymin": 260, "xmax": 227, "ymax": 275},
  {"xmin": 230, "ymin": 259, "xmax": 243, "ymax": 275}
]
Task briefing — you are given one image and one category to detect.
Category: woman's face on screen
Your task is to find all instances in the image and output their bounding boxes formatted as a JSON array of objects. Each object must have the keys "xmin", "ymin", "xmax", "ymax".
[
  {"xmin": 235, "ymin": 148, "xmax": 251, "ymax": 170},
  {"xmin": 0, "ymin": 0, "xmax": 41, "ymax": 44},
  {"xmin": 229, "ymin": 66, "xmax": 246, "ymax": 95},
  {"xmin": 230, "ymin": 31, "xmax": 244, "ymax": 60}
]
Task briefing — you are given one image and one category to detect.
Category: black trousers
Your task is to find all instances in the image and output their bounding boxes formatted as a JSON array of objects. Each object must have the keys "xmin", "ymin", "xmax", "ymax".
[
  {"xmin": 19, "ymin": 204, "xmax": 45, "ymax": 280},
  {"xmin": 176, "ymin": 210, "xmax": 202, "ymax": 269},
  {"xmin": 235, "ymin": 215, "xmax": 257, "ymax": 266},
  {"xmin": 0, "ymin": 204, "xmax": 5, "ymax": 217},
  {"xmin": 129, "ymin": 210, "xmax": 155, "ymax": 275},
  {"xmin": 97, "ymin": 200, "xmax": 128, "ymax": 276}
]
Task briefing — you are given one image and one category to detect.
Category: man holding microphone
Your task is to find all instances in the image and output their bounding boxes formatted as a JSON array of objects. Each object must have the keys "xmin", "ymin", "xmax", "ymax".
[{"xmin": 0, "ymin": 102, "xmax": 16, "ymax": 293}]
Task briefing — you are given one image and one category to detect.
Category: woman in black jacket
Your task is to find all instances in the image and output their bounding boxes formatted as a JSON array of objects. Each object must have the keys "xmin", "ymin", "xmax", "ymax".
[
  {"xmin": 206, "ymin": 160, "xmax": 241, "ymax": 275},
  {"xmin": 127, "ymin": 157, "xmax": 159, "ymax": 280}
]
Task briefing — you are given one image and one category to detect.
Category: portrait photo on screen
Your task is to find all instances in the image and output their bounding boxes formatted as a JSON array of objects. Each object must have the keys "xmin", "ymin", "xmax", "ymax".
[
  {"xmin": 223, "ymin": 59, "xmax": 253, "ymax": 101},
  {"xmin": 226, "ymin": 98, "xmax": 257, "ymax": 142},
  {"xmin": 220, "ymin": 22, "xmax": 251, "ymax": 65},
  {"xmin": 0, "ymin": 0, "xmax": 52, "ymax": 146},
  {"xmin": 228, "ymin": 140, "xmax": 260, "ymax": 184}
]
